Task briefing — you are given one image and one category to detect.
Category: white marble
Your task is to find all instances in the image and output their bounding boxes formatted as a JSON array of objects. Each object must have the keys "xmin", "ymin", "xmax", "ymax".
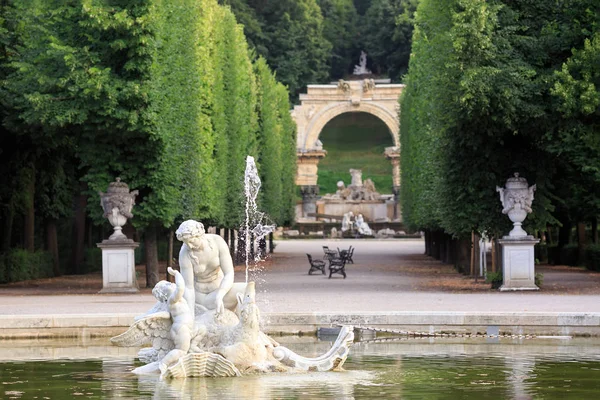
[
  {"xmin": 97, "ymin": 241, "xmax": 139, "ymax": 293},
  {"xmin": 498, "ymin": 238, "xmax": 540, "ymax": 291},
  {"xmin": 111, "ymin": 220, "xmax": 354, "ymax": 379}
]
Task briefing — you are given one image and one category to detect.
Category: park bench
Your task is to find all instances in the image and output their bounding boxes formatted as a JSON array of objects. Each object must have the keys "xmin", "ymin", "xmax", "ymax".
[
  {"xmin": 322, "ymin": 246, "xmax": 338, "ymax": 261},
  {"xmin": 337, "ymin": 246, "xmax": 354, "ymax": 264},
  {"xmin": 306, "ymin": 254, "xmax": 326, "ymax": 275},
  {"xmin": 328, "ymin": 254, "xmax": 347, "ymax": 279}
]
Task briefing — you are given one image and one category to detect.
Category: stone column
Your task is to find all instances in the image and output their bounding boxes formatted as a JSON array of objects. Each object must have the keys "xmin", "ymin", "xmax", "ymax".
[
  {"xmin": 296, "ymin": 150, "xmax": 327, "ymax": 186},
  {"xmin": 385, "ymin": 147, "xmax": 401, "ymax": 221},
  {"xmin": 300, "ymin": 185, "xmax": 320, "ymax": 220},
  {"xmin": 392, "ymin": 185, "xmax": 401, "ymax": 221}
]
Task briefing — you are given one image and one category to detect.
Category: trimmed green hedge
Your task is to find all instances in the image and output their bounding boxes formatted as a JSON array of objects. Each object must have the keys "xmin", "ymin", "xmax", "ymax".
[
  {"xmin": 0, "ymin": 249, "xmax": 54, "ymax": 283},
  {"xmin": 585, "ymin": 244, "xmax": 600, "ymax": 271}
]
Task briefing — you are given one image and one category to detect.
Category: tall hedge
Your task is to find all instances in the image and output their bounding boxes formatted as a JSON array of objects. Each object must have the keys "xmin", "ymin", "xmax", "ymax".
[
  {"xmin": 400, "ymin": 0, "xmax": 599, "ymax": 240},
  {"xmin": 142, "ymin": 0, "xmax": 218, "ymax": 227},
  {"xmin": 213, "ymin": 5, "xmax": 258, "ymax": 228}
]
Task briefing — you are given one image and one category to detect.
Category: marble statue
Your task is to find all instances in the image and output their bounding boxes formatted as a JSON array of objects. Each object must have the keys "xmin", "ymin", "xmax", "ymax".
[
  {"xmin": 349, "ymin": 169, "xmax": 363, "ymax": 187},
  {"xmin": 353, "ymin": 51, "xmax": 372, "ymax": 75},
  {"xmin": 355, "ymin": 214, "xmax": 373, "ymax": 236},
  {"xmin": 153, "ymin": 267, "xmax": 194, "ymax": 373},
  {"xmin": 341, "ymin": 211, "xmax": 354, "ymax": 233},
  {"xmin": 175, "ymin": 220, "xmax": 247, "ymax": 317},
  {"xmin": 323, "ymin": 169, "xmax": 381, "ymax": 202},
  {"xmin": 111, "ymin": 219, "xmax": 354, "ymax": 379}
]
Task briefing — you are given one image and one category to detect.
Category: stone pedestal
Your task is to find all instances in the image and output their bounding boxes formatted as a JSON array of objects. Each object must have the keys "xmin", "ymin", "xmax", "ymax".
[
  {"xmin": 97, "ymin": 240, "xmax": 139, "ymax": 293},
  {"xmin": 300, "ymin": 185, "xmax": 319, "ymax": 220},
  {"xmin": 498, "ymin": 237, "xmax": 540, "ymax": 291}
]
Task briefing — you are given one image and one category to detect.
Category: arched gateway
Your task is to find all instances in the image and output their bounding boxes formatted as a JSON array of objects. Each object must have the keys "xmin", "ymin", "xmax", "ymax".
[{"xmin": 292, "ymin": 79, "xmax": 405, "ymax": 219}]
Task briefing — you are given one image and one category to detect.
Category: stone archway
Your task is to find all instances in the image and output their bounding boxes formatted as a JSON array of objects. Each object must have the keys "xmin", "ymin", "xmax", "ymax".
[{"xmin": 292, "ymin": 80, "xmax": 404, "ymax": 217}]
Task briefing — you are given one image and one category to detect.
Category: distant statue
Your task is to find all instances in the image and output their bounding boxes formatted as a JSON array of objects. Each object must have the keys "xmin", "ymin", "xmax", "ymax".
[
  {"xmin": 341, "ymin": 211, "xmax": 354, "ymax": 232},
  {"xmin": 355, "ymin": 214, "xmax": 372, "ymax": 236},
  {"xmin": 349, "ymin": 169, "xmax": 363, "ymax": 187},
  {"xmin": 363, "ymin": 79, "xmax": 375, "ymax": 92},
  {"xmin": 337, "ymin": 79, "xmax": 351, "ymax": 92},
  {"xmin": 353, "ymin": 51, "xmax": 372, "ymax": 75}
]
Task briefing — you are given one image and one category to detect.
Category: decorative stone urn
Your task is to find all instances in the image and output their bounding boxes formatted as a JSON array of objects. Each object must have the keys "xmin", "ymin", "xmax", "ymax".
[
  {"xmin": 97, "ymin": 178, "xmax": 139, "ymax": 293},
  {"xmin": 99, "ymin": 178, "xmax": 139, "ymax": 242},
  {"xmin": 496, "ymin": 173, "xmax": 539, "ymax": 291},
  {"xmin": 496, "ymin": 173, "xmax": 536, "ymax": 238}
]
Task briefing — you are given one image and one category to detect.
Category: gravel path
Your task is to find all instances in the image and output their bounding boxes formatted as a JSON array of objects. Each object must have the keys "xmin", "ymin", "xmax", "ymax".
[{"xmin": 1, "ymin": 239, "xmax": 599, "ymax": 315}]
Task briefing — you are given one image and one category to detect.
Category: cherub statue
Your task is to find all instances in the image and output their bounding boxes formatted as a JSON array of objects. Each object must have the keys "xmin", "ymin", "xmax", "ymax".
[{"xmin": 154, "ymin": 267, "xmax": 195, "ymax": 373}]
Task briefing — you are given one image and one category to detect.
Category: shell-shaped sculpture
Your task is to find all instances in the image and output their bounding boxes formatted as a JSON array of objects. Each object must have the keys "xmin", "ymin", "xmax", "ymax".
[
  {"xmin": 163, "ymin": 352, "xmax": 241, "ymax": 379},
  {"xmin": 272, "ymin": 325, "xmax": 354, "ymax": 371}
]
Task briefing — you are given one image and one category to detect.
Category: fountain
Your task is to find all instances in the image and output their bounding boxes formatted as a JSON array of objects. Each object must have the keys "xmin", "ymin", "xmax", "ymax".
[{"xmin": 111, "ymin": 157, "xmax": 354, "ymax": 378}]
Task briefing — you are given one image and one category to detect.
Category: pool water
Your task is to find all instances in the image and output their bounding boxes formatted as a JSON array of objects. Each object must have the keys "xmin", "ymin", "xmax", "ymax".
[{"xmin": 1, "ymin": 337, "xmax": 599, "ymax": 399}]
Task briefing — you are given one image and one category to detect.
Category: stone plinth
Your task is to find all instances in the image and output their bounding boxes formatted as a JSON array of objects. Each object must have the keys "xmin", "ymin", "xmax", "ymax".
[
  {"xmin": 97, "ymin": 240, "xmax": 139, "ymax": 293},
  {"xmin": 498, "ymin": 237, "xmax": 540, "ymax": 291}
]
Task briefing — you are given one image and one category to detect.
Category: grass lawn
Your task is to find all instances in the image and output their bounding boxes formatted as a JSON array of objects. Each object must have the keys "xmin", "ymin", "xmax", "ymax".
[{"xmin": 317, "ymin": 112, "xmax": 395, "ymax": 194}]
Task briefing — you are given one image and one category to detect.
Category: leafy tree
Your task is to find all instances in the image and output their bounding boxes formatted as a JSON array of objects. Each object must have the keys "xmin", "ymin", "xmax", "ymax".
[
  {"xmin": 401, "ymin": 0, "xmax": 599, "ymax": 260},
  {"xmin": 353, "ymin": 0, "xmax": 372, "ymax": 15},
  {"xmin": 360, "ymin": 0, "xmax": 417, "ymax": 81},
  {"xmin": 224, "ymin": 0, "xmax": 332, "ymax": 101},
  {"xmin": 212, "ymin": 6, "xmax": 258, "ymax": 228},
  {"xmin": 318, "ymin": 0, "xmax": 359, "ymax": 79}
]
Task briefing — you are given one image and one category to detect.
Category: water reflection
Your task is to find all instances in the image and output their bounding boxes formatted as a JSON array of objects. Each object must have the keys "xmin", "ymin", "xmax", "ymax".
[
  {"xmin": 1, "ymin": 337, "xmax": 600, "ymax": 399},
  {"xmin": 139, "ymin": 370, "xmax": 373, "ymax": 399}
]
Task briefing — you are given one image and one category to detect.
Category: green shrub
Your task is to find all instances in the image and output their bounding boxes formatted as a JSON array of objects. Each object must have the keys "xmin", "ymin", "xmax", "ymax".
[
  {"xmin": 585, "ymin": 244, "xmax": 600, "ymax": 271},
  {"xmin": 535, "ymin": 272, "xmax": 544, "ymax": 287},
  {"xmin": 84, "ymin": 248, "xmax": 102, "ymax": 273},
  {"xmin": 560, "ymin": 244, "xmax": 579, "ymax": 266},
  {"xmin": 0, "ymin": 249, "xmax": 54, "ymax": 283},
  {"xmin": 485, "ymin": 271, "xmax": 503, "ymax": 289},
  {"xmin": 534, "ymin": 243, "xmax": 548, "ymax": 263}
]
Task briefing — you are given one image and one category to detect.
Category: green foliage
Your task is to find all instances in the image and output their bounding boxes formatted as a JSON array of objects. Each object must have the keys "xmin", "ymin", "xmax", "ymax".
[
  {"xmin": 400, "ymin": 0, "xmax": 598, "ymax": 239},
  {"xmin": 212, "ymin": 5, "xmax": 258, "ymax": 227},
  {"xmin": 585, "ymin": 244, "xmax": 600, "ymax": 272},
  {"xmin": 142, "ymin": 0, "xmax": 218, "ymax": 227},
  {"xmin": 485, "ymin": 270, "xmax": 502, "ymax": 289},
  {"xmin": 318, "ymin": 0, "xmax": 359, "ymax": 79},
  {"xmin": 535, "ymin": 272, "xmax": 544, "ymax": 288},
  {"xmin": 223, "ymin": 0, "xmax": 331, "ymax": 102},
  {"xmin": 0, "ymin": 249, "xmax": 54, "ymax": 283},
  {"xmin": 84, "ymin": 247, "xmax": 102, "ymax": 273},
  {"xmin": 360, "ymin": 0, "xmax": 417, "ymax": 81},
  {"xmin": 255, "ymin": 57, "xmax": 284, "ymax": 223},
  {"xmin": 560, "ymin": 243, "xmax": 580, "ymax": 266},
  {"xmin": 276, "ymin": 82, "xmax": 299, "ymax": 225}
]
